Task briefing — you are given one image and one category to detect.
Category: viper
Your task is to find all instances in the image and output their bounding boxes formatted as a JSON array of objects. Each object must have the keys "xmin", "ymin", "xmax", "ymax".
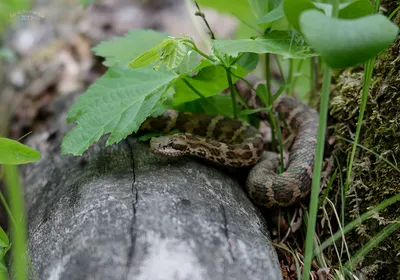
[{"xmin": 140, "ymin": 83, "xmax": 319, "ymax": 208}]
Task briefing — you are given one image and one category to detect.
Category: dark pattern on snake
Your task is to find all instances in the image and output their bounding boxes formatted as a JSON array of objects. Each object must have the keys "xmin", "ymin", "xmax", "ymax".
[{"xmin": 140, "ymin": 94, "xmax": 319, "ymax": 208}]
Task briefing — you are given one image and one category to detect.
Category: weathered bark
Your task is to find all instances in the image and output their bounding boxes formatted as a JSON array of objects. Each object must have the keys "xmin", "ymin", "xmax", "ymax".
[
  {"xmin": 329, "ymin": 5, "xmax": 400, "ymax": 279},
  {"xmin": 21, "ymin": 94, "xmax": 282, "ymax": 279}
]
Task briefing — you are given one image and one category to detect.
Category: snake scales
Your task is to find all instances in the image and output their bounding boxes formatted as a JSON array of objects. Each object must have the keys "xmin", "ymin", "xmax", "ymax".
[{"xmin": 140, "ymin": 86, "xmax": 319, "ymax": 208}]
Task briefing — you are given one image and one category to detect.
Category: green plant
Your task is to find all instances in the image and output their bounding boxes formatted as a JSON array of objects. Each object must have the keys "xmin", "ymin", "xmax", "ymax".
[
  {"xmin": 52, "ymin": 0, "xmax": 400, "ymax": 278},
  {"xmin": 0, "ymin": 137, "xmax": 41, "ymax": 280}
]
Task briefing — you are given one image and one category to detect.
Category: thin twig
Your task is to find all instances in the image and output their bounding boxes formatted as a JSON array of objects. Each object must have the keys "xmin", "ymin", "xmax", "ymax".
[{"xmin": 194, "ymin": 1, "xmax": 215, "ymax": 40}]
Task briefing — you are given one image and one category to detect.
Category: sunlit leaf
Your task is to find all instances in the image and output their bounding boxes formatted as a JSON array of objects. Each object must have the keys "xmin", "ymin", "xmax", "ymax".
[
  {"xmin": 212, "ymin": 31, "xmax": 314, "ymax": 59},
  {"xmin": 0, "ymin": 138, "xmax": 41, "ymax": 165}
]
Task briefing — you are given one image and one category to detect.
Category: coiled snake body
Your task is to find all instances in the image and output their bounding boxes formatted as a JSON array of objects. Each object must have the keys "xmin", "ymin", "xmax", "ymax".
[{"xmin": 140, "ymin": 93, "xmax": 319, "ymax": 208}]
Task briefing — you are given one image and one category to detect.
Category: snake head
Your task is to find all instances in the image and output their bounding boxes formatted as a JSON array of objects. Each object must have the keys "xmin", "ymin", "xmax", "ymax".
[{"xmin": 149, "ymin": 135, "xmax": 188, "ymax": 157}]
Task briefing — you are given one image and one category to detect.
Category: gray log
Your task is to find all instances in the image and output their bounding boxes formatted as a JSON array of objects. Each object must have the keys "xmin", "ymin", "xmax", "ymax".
[{"xmin": 21, "ymin": 95, "xmax": 282, "ymax": 280}]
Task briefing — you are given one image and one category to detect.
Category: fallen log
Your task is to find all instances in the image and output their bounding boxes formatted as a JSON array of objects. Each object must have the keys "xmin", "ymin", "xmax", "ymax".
[{"xmin": 21, "ymin": 94, "xmax": 282, "ymax": 280}]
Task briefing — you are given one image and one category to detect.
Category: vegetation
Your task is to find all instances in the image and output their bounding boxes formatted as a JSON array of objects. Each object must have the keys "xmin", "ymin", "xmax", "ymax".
[{"xmin": 0, "ymin": 0, "xmax": 399, "ymax": 279}]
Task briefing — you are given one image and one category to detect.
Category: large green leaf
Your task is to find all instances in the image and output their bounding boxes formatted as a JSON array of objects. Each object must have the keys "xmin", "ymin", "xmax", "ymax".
[
  {"xmin": 62, "ymin": 66, "xmax": 178, "ymax": 155},
  {"xmin": 174, "ymin": 94, "xmax": 234, "ymax": 118},
  {"xmin": 314, "ymin": 0, "xmax": 373, "ymax": 18},
  {"xmin": 93, "ymin": 29, "xmax": 169, "ymax": 67},
  {"xmin": 300, "ymin": 11, "xmax": 399, "ymax": 68},
  {"xmin": 172, "ymin": 53, "xmax": 257, "ymax": 106},
  {"xmin": 283, "ymin": 0, "xmax": 322, "ymax": 32},
  {"xmin": 255, "ymin": 1, "xmax": 284, "ymax": 24},
  {"xmin": 212, "ymin": 30, "xmax": 315, "ymax": 59},
  {"xmin": 338, "ymin": 0, "xmax": 373, "ymax": 19},
  {"xmin": 0, "ymin": 138, "xmax": 41, "ymax": 165},
  {"xmin": 248, "ymin": 0, "xmax": 269, "ymax": 20},
  {"xmin": 173, "ymin": 65, "xmax": 240, "ymax": 105}
]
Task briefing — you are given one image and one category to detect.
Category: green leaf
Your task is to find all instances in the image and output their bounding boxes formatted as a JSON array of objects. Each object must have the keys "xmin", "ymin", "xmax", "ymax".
[
  {"xmin": 138, "ymin": 132, "xmax": 164, "ymax": 142},
  {"xmin": 0, "ymin": 257, "xmax": 7, "ymax": 273},
  {"xmin": 62, "ymin": 66, "xmax": 178, "ymax": 155},
  {"xmin": 0, "ymin": 244, "xmax": 10, "ymax": 260},
  {"xmin": 0, "ymin": 138, "xmax": 41, "ymax": 165},
  {"xmin": 128, "ymin": 46, "xmax": 161, "ymax": 70},
  {"xmin": 283, "ymin": 0, "xmax": 322, "ymax": 32},
  {"xmin": 196, "ymin": 0, "xmax": 253, "ymax": 22},
  {"xmin": 175, "ymin": 94, "xmax": 234, "ymax": 117},
  {"xmin": 174, "ymin": 51, "xmax": 202, "ymax": 75},
  {"xmin": 212, "ymin": 30, "xmax": 315, "ymax": 59},
  {"xmin": 93, "ymin": 29, "xmax": 169, "ymax": 67},
  {"xmin": 300, "ymin": 11, "xmax": 399, "ymax": 68},
  {"xmin": 129, "ymin": 37, "xmax": 201, "ymax": 73},
  {"xmin": 173, "ymin": 65, "xmax": 236, "ymax": 105},
  {"xmin": 236, "ymin": 52, "xmax": 259, "ymax": 72},
  {"xmin": 338, "ymin": 0, "xmax": 373, "ymax": 19},
  {"xmin": 0, "ymin": 227, "xmax": 9, "ymax": 248},
  {"xmin": 249, "ymin": 0, "xmax": 269, "ymax": 20},
  {"xmin": 313, "ymin": 0, "xmax": 373, "ymax": 18},
  {"xmin": 255, "ymin": 1, "xmax": 284, "ymax": 24},
  {"xmin": 157, "ymin": 39, "xmax": 188, "ymax": 71},
  {"xmin": 172, "ymin": 56, "xmax": 252, "ymax": 106}
]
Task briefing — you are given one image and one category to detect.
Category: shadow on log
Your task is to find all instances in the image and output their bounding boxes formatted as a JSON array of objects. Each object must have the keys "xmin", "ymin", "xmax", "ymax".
[{"xmin": 21, "ymin": 95, "xmax": 282, "ymax": 280}]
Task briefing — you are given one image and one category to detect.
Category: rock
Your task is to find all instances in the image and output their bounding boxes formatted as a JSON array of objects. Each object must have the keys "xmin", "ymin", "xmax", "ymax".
[{"xmin": 21, "ymin": 95, "xmax": 282, "ymax": 280}]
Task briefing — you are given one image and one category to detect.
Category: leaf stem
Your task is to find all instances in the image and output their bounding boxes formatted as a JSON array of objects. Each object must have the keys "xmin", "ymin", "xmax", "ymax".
[
  {"xmin": 274, "ymin": 55, "xmax": 286, "ymax": 84},
  {"xmin": 302, "ymin": 64, "xmax": 332, "ymax": 280},
  {"xmin": 183, "ymin": 40, "xmax": 216, "ymax": 62},
  {"xmin": 225, "ymin": 68, "xmax": 238, "ymax": 119},
  {"xmin": 264, "ymin": 54, "xmax": 277, "ymax": 151}
]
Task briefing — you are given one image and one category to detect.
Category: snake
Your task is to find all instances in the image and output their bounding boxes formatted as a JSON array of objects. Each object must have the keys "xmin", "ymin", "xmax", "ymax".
[{"xmin": 139, "ymin": 88, "xmax": 319, "ymax": 208}]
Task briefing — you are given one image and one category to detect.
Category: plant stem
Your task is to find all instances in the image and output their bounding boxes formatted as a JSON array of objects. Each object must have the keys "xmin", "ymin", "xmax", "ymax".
[
  {"xmin": 287, "ymin": 59, "xmax": 293, "ymax": 91},
  {"xmin": 265, "ymin": 54, "xmax": 272, "ymax": 99},
  {"xmin": 309, "ymin": 57, "xmax": 319, "ymax": 104},
  {"xmin": 290, "ymin": 59, "xmax": 305, "ymax": 95},
  {"xmin": 183, "ymin": 40, "xmax": 216, "ymax": 62},
  {"xmin": 302, "ymin": 2, "xmax": 339, "ymax": 278},
  {"xmin": 264, "ymin": 54, "xmax": 277, "ymax": 151},
  {"xmin": 225, "ymin": 68, "xmax": 238, "ymax": 119},
  {"xmin": 274, "ymin": 113, "xmax": 284, "ymax": 173},
  {"xmin": 0, "ymin": 192, "xmax": 16, "ymax": 227},
  {"xmin": 274, "ymin": 55, "xmax": 286, "ymax": 84},
  {"xmin": 194, "ymin": 1, "xmax": 215, "ymax": 40},
  {"xmin": 4, "ymin": 165, "xmax": 28, "ymax": 280},
  {"xmin": 302, "ymin": 64, "xmax": 332, "ymax": 280}
]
